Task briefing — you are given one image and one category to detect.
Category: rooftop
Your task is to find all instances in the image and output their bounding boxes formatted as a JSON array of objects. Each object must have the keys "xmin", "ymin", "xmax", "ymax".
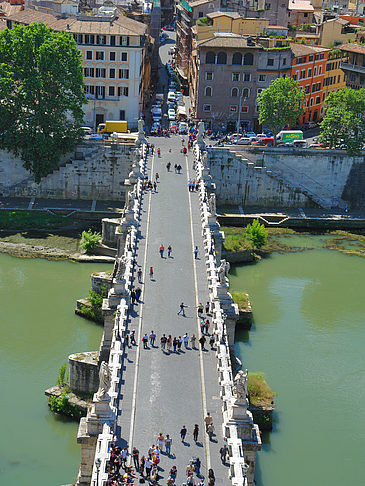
[
  {"xmin": 340, "ymin": 43, "xmax": 365, "ymax": 54},
  {"xmin": 207, "ymin": 11, "xmax": 242, "ymax": 19},
  {"xmin": 288, "ymin": 0, "xmax": 314, "ymax": 12},
  {"xmin": 197, "ymin": 34, "xmax": 260, "ymax": 49},
  {"xmin": 290, "ymin": 42, "xmax": 329, "ymax": 57}
]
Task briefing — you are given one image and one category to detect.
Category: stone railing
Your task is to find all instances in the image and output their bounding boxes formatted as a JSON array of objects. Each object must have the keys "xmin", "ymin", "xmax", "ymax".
[
  {"xmin": 194, "ymin": 139, "xmax": 261, "ymax": 486},
  {"xmin": 76, "ymin": 141, "xmax": 148, "ymax": 486}
]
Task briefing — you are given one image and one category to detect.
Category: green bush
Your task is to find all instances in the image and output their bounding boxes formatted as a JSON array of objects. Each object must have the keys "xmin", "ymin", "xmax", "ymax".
[
  {"xmin": 48, "ymin": 392, "xmax": 84, "ymax": 419},
  {"xmin": 244, "ymin": 219, "xmax": 268, "ymax": 249},
  {"xmin": 231, "ymin": 291, "xmax": 250, "ymax": 311},
  {"xmin": 248, "ymin": 372, "xmax": 275, "ymax": 407},
  {"xmin": 56, "ymin": 362, "xmax": 69, "ymax": 386},
  {"xmin": 79, "ymin": 229, "xmax": 101, "ymax": 252}
]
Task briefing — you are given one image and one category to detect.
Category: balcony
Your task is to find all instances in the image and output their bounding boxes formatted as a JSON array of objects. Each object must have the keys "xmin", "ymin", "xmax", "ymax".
[{"xmin": 340, "ymin": 61, "xmax": 365, "ymax": 75}]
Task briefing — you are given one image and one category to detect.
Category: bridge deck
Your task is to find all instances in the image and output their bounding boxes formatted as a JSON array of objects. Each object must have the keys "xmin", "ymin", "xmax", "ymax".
[{"xmin": 116, "ymin": 136, "xmax": 229, "ymax": 484}]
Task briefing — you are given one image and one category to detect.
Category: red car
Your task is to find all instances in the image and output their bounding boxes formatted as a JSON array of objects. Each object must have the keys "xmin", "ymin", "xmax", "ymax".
[
  {"xmin": 169, "ymin": 122, "xmax": 178, "ymax": 133},
  {"xmin": 252, "ymin": 137, "xmax": 274, "ymax": 147}
]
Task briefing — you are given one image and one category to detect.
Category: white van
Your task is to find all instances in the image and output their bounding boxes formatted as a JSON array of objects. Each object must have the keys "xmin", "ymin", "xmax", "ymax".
[{"xmin": 167, "ymin": 91, "xmax": 176, "ymax": 102}]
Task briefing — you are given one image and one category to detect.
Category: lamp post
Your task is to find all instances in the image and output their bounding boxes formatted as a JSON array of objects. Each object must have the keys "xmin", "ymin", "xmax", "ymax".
[
  {"xmin": 243, "ymin": 463, "xmax": 249, "ymax": 485},
  {"xmin": 236, "ymin": 93, "xmax": 247, "ymax": 136},
  {"xmin": 95, "ymin": 457, "xmax": 101, "ymax": 486}
]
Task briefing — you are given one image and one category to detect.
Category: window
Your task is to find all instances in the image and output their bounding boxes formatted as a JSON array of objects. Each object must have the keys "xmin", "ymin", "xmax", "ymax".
[
  {"xmin": 110, "ymin": 35, "xmax": 115, "ymax": 46},
  {"xmin": 120, "ymin": 36, "xmax": 129, "ymax": 46},
  {"xmin": 310, "ymin": 98, "xmax": 314, "ymax": 106},
  {"xmin": 305, "ymin": 85, "xmax": 310, "ymax": 94},
  {"xmin": 110, "ymin": 51, "xmax": 116, "ymax": 61},
  {"xmin": 86, "ymin": 51, "xmax": 92, "ymax": 60},
  {"xmin": 267, "ymin": 58, "xmax": 274, "ymax": 66},
  {"xmin": 257, "ymin": 88, "xmax": 264, "ymax": 96},
  {"xmin": 121, "ymin": 52, "xmax": 128, "ymax": 62},
  {"xmin": 259, "ymin": 74, "xmax": 266, "ymax": 82},
  {"xmin": 84, "ymin": 67, "xmax": 94, "ymax": 77},
  {"xmin": 300, "ymin": 69, "xmax": 306, "ymax": 79},
  {"xmin": 256, "ymin": 105, "xmax": 260, "ymax": 112},
  {"xmin": 243, "ymin": 73, "xmax": 251, "ymax": 82},
  {"xmin": 96, "ymin": 51, "xmax": 104, "ymax": 60},
  {"xmin": 309, "ymin": 55, "xmax": 313, "ymax": 61},
  {"xmin": 312, "ymin": 83, "xmax": 316, "ymax": 92},
  {"xmin": 314, "ymin": 67, "xmax": 317, "ymax": 76},
  {"xmin": 120, "ymin": 110, "xmax": 125, "ymax": 120},
  {"xmin": 316, "ymin": 82, "xmax": 321, "ymax": 91},
  {"xmin": 217, "ymin": 52, "xmax": 227, "ymax": 64},
  {"xmin": 304, "ymin": 12, "xmax": 308, "ymax": 17},
  {"xmin": 308, "ymin": 68, "xmax": 312, "ymax": 77},
  {"xmin": 315, "ymin": 54, "xmax": 319, "ymax": 60},
  {"xmin": 232, "ymin": 72, "xmax": 240, "ymax": 81},
  {"xmin": 244, "ymin": 53, "xmax": 253, "ymax": 65},
  {"xmin": 320, "ymin": 53, "xmax": 324, "ymax": 59},
  {"xmin": 315, "ymin": 96, "xmax": 320, "ymax": 104},
  {"xmin": 84, "ymin": 85, "xmax": 94, "ymax": 95},
  {"xmin": 293, "ymin": 74, "xmax": 297, "ymax": 81},
  {"xmin": 338, "ymin": 74, "xmax": 341, "ymax": 83},
  {"xmin": 95, "ymin": 68, "xmax": 106, "ymax": 78},
  {"xmin": 232, "ymin": 52, "xmax": 242, "ymax": 65},
  {"xmin": 241, "ymin": 106, "xmax": 248, "ymax": 113},
  {"xmin": 96, "ymin": 35, "xmax": 106, "ymax": 45},
  {"xmin": 119, "ymin": 69, "xmax": 129, "ymax": 79},
  {"xmin": 96, "ymin": 86, "xmax": 105, "ymax": 99},
  {"xmin": 203, "ymin": 104, "xmax": 211, "ymax": 112},
  {"xmin": 242, "ymin": 88, "xmax": 250, "ymax": 98},
  {"xmin": 319, "ymin": 65, "xmax": 322, "ymax": 74},
  {"xmin": 230, "ymin": 105, "xmax": 237, "ymax": 112},
  {"xmin": 109, "ymin": 86, "xmax": 115, "ymax": 96},
  {"xmin": 109, "ymin": 68, "xmax": 116, "ymax": 79},
  {"xmin": 84, "ymin": 34, "xmax": 95, "ymax": 44},
  {"xmin": 282, "ymin": 58, "xmax": 286, "ymax": 65},
  {"xmin": 231, "ymin": 87, "xmax": 239, "ymax": 97},
  {"xmin": 205, "ymin": 86, "xmax": 212, "ymax": 96},
  {"xmin": 198, "ymin": 11, "xmax": 203, "ymax": 17},
  {"xmin": 206, "ymin": 72, "xmax": 213, "ymax": 80},
  {"xmin": 118, "ymin": 86, "xmax": 129, "ymax": 96},
  {"xmin": 206, "ymin": 51, "xmax": 215, "ymax": 64}
]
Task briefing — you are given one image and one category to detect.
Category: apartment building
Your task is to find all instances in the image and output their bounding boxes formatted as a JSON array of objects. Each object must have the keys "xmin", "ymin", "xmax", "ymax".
[
  {"xmin": 340, "ymin": 43, "xmax": 365, "ymax": 89},
  {"xmin": 290, "ymin": 43, "xmax": 329, "ymax": 124},
  {"xmin": 287, "ymin": 0, "xmax": 314, "ymax": 27},
  {"xmin": 191, "ymin": 34, "xmax": 291, "ymax": 131},
  {"xmin": 4, "ymin": 6, "xmax": 149, "ymax": 130}
]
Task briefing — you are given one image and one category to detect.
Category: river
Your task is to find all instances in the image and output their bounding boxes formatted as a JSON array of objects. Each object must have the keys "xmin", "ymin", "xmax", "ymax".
[
  {"xmin": 230, "ymin": 234, "xmax": 365, "ymax": 486},
  {"xmin": 0, "ymin": 253, "xmax": 110, "ymax": 486}
]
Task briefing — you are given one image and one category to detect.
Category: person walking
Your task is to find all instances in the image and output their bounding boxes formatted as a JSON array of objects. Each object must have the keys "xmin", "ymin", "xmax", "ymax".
[
  {"xmin": 169, "ymin": 465, "xmax": 177, "ymax": 481},
  {"xmin": 157, "ymin": 433, "xmax": 165, "ymax": 450},
  {"xmin": 204, "ymin": 319, "xmax": 210, "ymax": 335},
  {"xmin": 130, "ymin": 329, "xmax": 136, "ymax": 345},
  {"xmin": 219, "ymin": 444, "xmax": 229, "ymax": 464},
  {"xmin": 177, "ymin": 336, "xmax": 183, "ymax": 351},
  {"xmin": 183, "ymin": 333, "xmax": 189, "ymax": 348},
  {"xmin": 121, "ymin": 448, "xmax": 128, "ymax": 469},
  {"xmin": 205, "ymin": 301, "xmax": 210, "ymax": 315},
  {"xmin": 130, "ymin": 289, "xmax": 136, "ymax": 305},
  {"xmin": 155, "ymin": 172, "xmax": 159, "ymax": 182},
  {"xmin": 145, "ymin": 457, "xmax": 153, "ymax": 479},
  {"xmin": 166, "ymin": 162, "xmax": 171, "ymax": 171},
  {"xmin": 132, "ymin": 447, "xmax": 139, "ymax": 470},
  {"xmin": 209, "ymin": 333, "xmax": 215, "ymax": 350},
  {"xmin": 174, "ymin": 163, "xmax": 178, "ymax": 173},
  {"xmin": 173, "ymin": 337, "xmax": 178, "ymax": 353},
  {"xmin": 167, "ymin": 335, "xmax": 172, "ymax": 353},
  {"xmin": 149, "ymin": 266, "xmax": 154, "ymax": 280},
  {"xmin": 187, "ymin": 474, "xmax": 195, "ymax": 486},
  {"xmin": 165, "ymin": 434, "xmax": 172, "ymax": 456},
  {"xmin": 194, "ymin": 246, "xmax": 199, "ymax": 259},
  {"xmin": 135, "ymin": 287, "xmax": 142, "ymax": 302},
  {"xmin": 191, "ymin": 334, "xmax": 197, "ymax": 349},
  {"xmin": 193, "ymin": 424, "xmax": 199, "ymax": 442},
  {"xmin": 199, "ymin": 335, "xmax": 206, "ymax": 350},
  {"xmin": 142, "ymin": 333, "xmax": 148, "ymax": 349},
  {"xmin": 160, "ymin": 333, "xmax": 167, "ymax": 350},
  {"xmin": 180, "ymin": 425, "xmax": 187, "ymax": 442},
  {"xmin": 157, "ymin": 148, "xmax": 161, "ymax": 157},
  {"xmin": 207, "ymin": 423, "xmax": 215, "ymax": 441},
  {"xmin": 137, "ymin": 268, "xmax": 142, "ymax": 283},
  {"xmin": 177, "ymin": 302, "xmax": 188, "ymax": 316},
  {"xmin": 167, "ymin": 245, "xmax": 172, "ymax": 257},
  {"xmin": 150, "ymin": 330, "xmax": 156, "ymax": 347},
  {"xmin": 204, "ymin": 413, "xmax": 213, "ymax": 432},
  {"xmin": 159, "ymin": 244, "xmax": 165, "ymax": 258},
  {"xmin": 192, "ymin": 457, "xmax": 201, "ymax": 476},
  {"xmin": 153, "ymin": 181, "xmax": 157, "ymax": 192},
  {"xmin": 125, "ymin": 333, "xmax": 129, "ymax": 347},
  {"xmin": 139, "ymin": 455, "xmax": 145, "ymax": 476},
  {"xmin": 197, "ymin": 302, "xmax": 204, "ymax": 317}
]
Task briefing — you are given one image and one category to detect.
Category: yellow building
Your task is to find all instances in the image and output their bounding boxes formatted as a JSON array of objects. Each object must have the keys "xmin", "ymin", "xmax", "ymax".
[
  {"xmin": 319, "ymin": 18, "xmax": 356, "ymax": 48},
  {"xmin": 321, "ymin": 50, "xmax": 347, "ymax": 118}
]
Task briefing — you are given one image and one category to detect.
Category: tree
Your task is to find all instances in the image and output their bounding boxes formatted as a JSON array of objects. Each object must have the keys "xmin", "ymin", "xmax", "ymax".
[
  {"xmin": 0, "ymin": 23, "xmax": 86, "ymax": 182},
  {"xmin": 245, "ymin": 219, "xmax": 268, "ymax": 249},
  {"xmin": 257, "ymin": 77, "xmax": 306, "ymax": 141},
  {"xmin": 319, "ymin": 88, "xmax": 365, "ymax": 155}
]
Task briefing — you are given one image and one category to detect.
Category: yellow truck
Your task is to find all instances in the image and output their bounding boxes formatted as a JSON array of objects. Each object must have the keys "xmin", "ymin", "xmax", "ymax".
[{"xmin": 97, "ymin": 120, "xmax": 128, "ymax": 134}]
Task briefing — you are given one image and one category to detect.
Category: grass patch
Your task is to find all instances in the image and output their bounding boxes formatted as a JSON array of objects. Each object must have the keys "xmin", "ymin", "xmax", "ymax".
[
  {"xmin": 231, "ymin": 291, "xmax": 250, "ymax": 311},
  {"xmin": 0, "ymin": 210, "xmax": 67, "ymax": 229},
  {"xmin": 248, "ymin": 372, "xmax": 275, "ymax": 407},
  {"xmin": 0, "ymin": 232, "xmax": 80, "ymax": 252},
  {"xmin": 221, "ymin": 226, "xmax": 252, "ymax": 251}
]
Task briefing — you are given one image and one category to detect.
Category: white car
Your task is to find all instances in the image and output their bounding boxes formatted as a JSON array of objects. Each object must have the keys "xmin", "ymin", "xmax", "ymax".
[
  {"xmin": 168, "ymin": 109, "xmax": 176, "ymax": 121},
  {"xmin": 167, "ymin": 91, "xmax": 176, "ymax": 102},
  {"xmin": 235, "ymin": 137, "xmax": 252, "ymax": 145},
  {"xmin": 151, "ymin": 107, "xmax": 162, "ymax": 116},
  {"xmin": 245, "ymin": 131, "xmax": 257, "ymax": 138},
  {"xmin": 179, "ymin": 122, "xmax": 188, "ymax": 134}
]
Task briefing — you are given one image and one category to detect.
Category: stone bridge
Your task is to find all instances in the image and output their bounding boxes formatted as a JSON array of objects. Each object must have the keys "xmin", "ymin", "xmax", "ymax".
[{"xmin": 72, "ymin": 128, "xmax": 261, "ymax": 486}]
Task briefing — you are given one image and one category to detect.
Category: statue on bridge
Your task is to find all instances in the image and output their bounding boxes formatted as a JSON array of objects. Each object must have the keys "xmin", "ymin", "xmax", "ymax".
[
  {"xmin": 208, "ymin": 193, "xmax": 216, "ymax": 215},
  {"xmin": 233, "ymin": 369, "xmax": 248, "ymax": 401},
  {"xmin": 115, "ymin": 256, "xmax": 127, "ymax": 281},
  {"xmin": 217, "ymin": 259, "xmax": 230, "ymax": 284},
  {"xmin": 95, "ymin": 361, "xmax": 112, "ymax": 401},
  {"xmin": 197, "ymin": 121, "xmax": 205, "ymax": 145}
]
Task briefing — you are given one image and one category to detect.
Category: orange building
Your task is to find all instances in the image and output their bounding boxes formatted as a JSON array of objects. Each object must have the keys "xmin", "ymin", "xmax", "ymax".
[{"xmin": 290, "ymin": 43, "xmax": 330, "ymax": 125}]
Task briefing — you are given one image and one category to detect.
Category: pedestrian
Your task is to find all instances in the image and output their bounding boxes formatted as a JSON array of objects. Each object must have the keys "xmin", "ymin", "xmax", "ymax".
[
  {"xmin": 121, "ymin": 447, "xmax": 128, "ymax": 468},
  {"xmin": 135, "ymin": 286, "xmax": 142, "ymax": 302},
  {"xmin": 139, "ymin": 455, "xmax": 145, "ymax": 476},
  {"xmin": 204, "ymin": 413, "xmax": 213, "ymax": 432},
  {"xmin": 142, "ymin": 333, "xmax": 148, "ymax": 349},
  {"xmin": 169, "ymin": 465, "xmax": 177, "ymax": 480},
  {"xmin": 167, "ymin": 334, "xmax": 172, "ymax": 352},
  {"xmin": 125, "ymin": 333, "xmax": 129, "ymax": 347},
  {"xmin": 177, "ymin": 302, "xmax": 188, "ymax": 316},
  {"xmin": 157, "ymin": 148, "xmax": 161, "ymax": 157},
  {"xmin": 177, "ymin": 164, "xmax": 182, "ymax": 174},
  {"xmin": 150, "ymin": 330, "xmax": 156, "ymax": 346},
  {"xmin": 145, "ymin": 457, "xmax": 153, "ymax": 478},
  {"xmin": 208, "ymin": 468, "xmax": 215, "ymax": 485},
  {"xmin": 178, "ymin": 335, "xmax": 183, "ymax": 351},
  {"xmin": 204, "ymin": 319, "xmax": 210, "ymax": 335},
  {"xmin": 148, "ymin": 445, "xmax": 155, "ymax": 459},
  {"xmin": 200, "ymin": 318, "xmax": 205, "ymax": 335},
  {"xmin": 149, "ymin": 266, "xmax": 154, "ymax": 280},
  {"xmin": 167, "ymin": 245, "xmax": 172, "ymax": 257},
  {"xmin": 197, "ymin": 480, "xmax": 205, "ymax": 486},
  {"xmin": 197, "ymin": 302, "xmax": 204, "ymax": 317},
  {"xmin": 186, "ymin": 462, "xmax": 195, "ymax": 476},
  {"xmin": 159, "ymin": 244, "xmax": 165, "ymax": 258},
  {"xmin": 130, "ymin": 289, "xmax": 136, "ymax": 305},
  {"xmin": 192, "ymin": 457, "xmax": 201, "ymax": 476},
  {"xmin": 199, "ymin": 335, "xmax": 206, "ymax": 350},
  {"xmin": 194, "ymin": 246, "xmax": 199, "ymax": 259},
  {"xmin": 153, "ymin": 181, "xmax": 157, "ymax": 191},
  {"xmin": 207, "ymin": 423, "xmax": 215, "ymax": 441},
  {"xmin": 160, "ymin": 333, "xmax": 167, "ymax": 350},
  {"xmin": 209, "ymin": 333, "xmax": 215, "ymax": 350},
  {"xmin": 193, "ymin": 424, "xmax": 199, "ymax": 442},
  {"xmin": 219, "ymin": 444, "xmax": 229, "ymax": 464},
  {"xmin": 165, "ymin": 434, "xmax": 172, "ymax": 455},
  {"xmin": 157, "ymin": 432, "xmax": 164, "ymax": 450},
  {"xmin": 155, "ymin": 172, "xmax": 159, "ymax": 182},
  {"xmin": 137, "ymin": 268, "xmax": 142, "ymax": 283},
  {"xmin": 132, "ymin": 447, "xmax": 139, "ymax": 470},
  {"xmin": 191, "ymin": 334, "xmax": 197, "ymax": 349},
  {"xmin": 205, "ymin": 301, "xmax": 210, "ymax": 315},
  {"xmin": 180, "ymin": 425, "xmax": 187, "ymax": 442},
  {"xmin": 166, "ymin": 162, "xmax": 171, "ymax": 171},
  {"xmin": 130, "ymin": 329, "xmax": 136, "ymax": 345},
  {"xmin": 187, "ymin": 474, "xmax": 195, "ymax": 486},
  {"xmin": 174, "ymin": 163, "xmax": 178, "ymax": 173},
  {"xmin": 183, "ymin": 332, "xmax": 189, "ymax": 348},
  {"xmin": 173, "ymin": 336, "xmax": 178, "ymax": 352}
]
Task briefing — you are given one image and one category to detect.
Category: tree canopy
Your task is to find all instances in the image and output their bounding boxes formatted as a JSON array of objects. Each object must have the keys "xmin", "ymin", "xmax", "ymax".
[
  {"xmin": 0, "ymin": 22, "xmax": 86, "ymax": 182},
  {"xmin": 319, "ymin": 88, "xmax": 365, "ymax": 155},
  {"xmin": 244, "ymin": 219, "xmax": 268, "ymax": 249},
  {"xmin": 257, "ymin": 77, "xmax": 306, "ymax": 140}
]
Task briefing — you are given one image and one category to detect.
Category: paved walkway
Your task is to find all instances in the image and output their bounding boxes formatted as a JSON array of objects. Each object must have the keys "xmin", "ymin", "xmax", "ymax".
[{"xmin": 115, "ymin": 136, "xmax": 229, "ymax": 485}]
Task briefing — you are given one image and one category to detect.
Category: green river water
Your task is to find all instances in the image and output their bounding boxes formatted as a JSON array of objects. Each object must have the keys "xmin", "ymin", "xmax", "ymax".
[
  {"xmin": 0, "ymin": 253, "xmax": 110, "ymax": 486},
  {"xmin": 230, "ymin": 234, "xmax": 365, "ymax": 486}
]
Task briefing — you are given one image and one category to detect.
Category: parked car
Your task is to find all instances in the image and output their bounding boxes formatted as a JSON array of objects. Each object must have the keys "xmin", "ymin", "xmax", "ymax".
[
  {"xmin": 244, "ymin": 131, "xmax": 257, "ymax": 138},
  {"xmin": 80, "ymin": 126, "xmax": 93, "ymax": 135},
  {"xmin": 235, "ymin": 137, "xmax": 252, "ymax": 145},
  {"xmin": 167, "ymin": 91, "xmax": 176, "ymax": 102},
  {"xmin": 168, "ymin": 108, "xmax": 176, "ymax": 121},
  {"xmin": 179, "ymin": 121, "xmax": 188, "ymax": 134},
  {"xmin": 151, "ymin": 106, "xmax": 162, "ymax": 116},
  {"xmin": 252, "ymin": 137, "xmax": 274, "ymax": 147},
  {"xmin": 151, "ymin": 122, "xmax": 161, "ymax": 135},
  {"xmin": 169, "ymin": 122, "xmax": 178, "ymax": 133}
]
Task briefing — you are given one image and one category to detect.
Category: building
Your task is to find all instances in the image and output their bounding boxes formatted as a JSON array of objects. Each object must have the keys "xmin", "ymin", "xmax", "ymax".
[
  {"xmin": 339, "ymin": 43, "xmax": 365, "ymax": 89},
  {"xmin": 287, "ymin": 0, "xmax": 314, "ymax": 27},
  {"xmin": 321, "ymin": 49, "xmax": 346, "ymax": 117},
  {"xmin": 318, "ymin": 17, "xmax": 356, "ymax": 47},
  {"xmin": 4, "ymin": 4, "xmax": 149, "ymax": 130},
  {"xmin": 290, "ymin": 43, "xmax": 329, "ymax": 124},
  {"xmin": 191, "ymin": 34, "xmax": 291, "ymax": 131}
]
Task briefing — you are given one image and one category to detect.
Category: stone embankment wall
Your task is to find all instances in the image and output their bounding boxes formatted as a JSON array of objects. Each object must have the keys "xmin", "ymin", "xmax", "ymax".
[
  {"xmin": 206, "ymin": 145, "xmax": 365, "ymax": 209},
  {"xmin": 0, "ymin": 140, "xmax": 135, "ymax": 201}
]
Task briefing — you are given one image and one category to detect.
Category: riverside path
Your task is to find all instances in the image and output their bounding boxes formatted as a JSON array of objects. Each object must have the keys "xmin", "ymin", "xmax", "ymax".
[{"xmin": 115, "ymin": 135, "xmax": 229, "ymax": 484}]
